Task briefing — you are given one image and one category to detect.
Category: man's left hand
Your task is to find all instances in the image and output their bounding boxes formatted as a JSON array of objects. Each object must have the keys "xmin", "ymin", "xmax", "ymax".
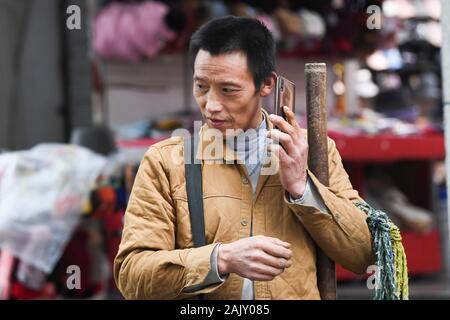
[{"xmin": 267, "ymin": 106, "xmax": 308, "ymax": 199}]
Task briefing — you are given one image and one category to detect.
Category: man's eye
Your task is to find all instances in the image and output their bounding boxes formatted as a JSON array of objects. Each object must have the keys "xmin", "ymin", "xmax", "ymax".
[
  {"xmin": 196, "ymin": 84, "xmax": 208, "ymax": 92},
  {"xmin": 222, "ymin": 88, "xmax": 236, "ymax": 94}
]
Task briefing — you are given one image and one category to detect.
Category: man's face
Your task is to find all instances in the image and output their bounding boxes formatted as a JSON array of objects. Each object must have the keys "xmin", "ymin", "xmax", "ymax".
[{"xmin": 193, "ymin": 50, "xmax": 268, "ymax": 133}]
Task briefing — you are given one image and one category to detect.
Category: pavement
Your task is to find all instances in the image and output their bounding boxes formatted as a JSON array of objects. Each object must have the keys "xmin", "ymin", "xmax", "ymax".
[{"xmin": 337, "ymin": 274, "xmax": 450, "ymax": 300}]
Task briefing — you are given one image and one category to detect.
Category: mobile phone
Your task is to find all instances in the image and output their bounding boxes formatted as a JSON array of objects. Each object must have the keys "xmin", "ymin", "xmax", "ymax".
[{"xmin": 274, "ymin": 75, "xmax": 296, "ymax": 121}]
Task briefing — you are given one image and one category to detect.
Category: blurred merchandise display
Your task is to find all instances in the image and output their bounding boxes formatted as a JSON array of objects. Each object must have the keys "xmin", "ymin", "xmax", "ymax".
[
  {"xmin": 94, "ymin": 1, "xmax": 187, "ymax": 62},
  {"xmin": 93, "ymin": 0, "xmax": 384, "ymax": 62},
  {"xmin": 0, "ymin": 135, "xmax": 143, "ymax": 299},
  {"xmin": 0, "ymin": 144, "xmax": 105, "ymax": 299},
  {"xmin": 327, "ymin": 108, "xmax": 437, "ymax": 136},
  {"xmin": 0, "ymin": 144, "xmax": 106, "ymax": 274},
  {"xmin": 111, "ymin": 117, "xmax": 185, "ymax": 141},
  {"xmin": 92, "ymin": 0, "xmax": 443, "ymax": 130},
  {"xmin": 364, "ymin": 0, "xmax": 442, "ymax": 126}
]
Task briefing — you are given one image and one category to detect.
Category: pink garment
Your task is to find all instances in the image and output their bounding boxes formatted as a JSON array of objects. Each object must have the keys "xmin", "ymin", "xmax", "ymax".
[{"xmin": 94, "ymin": 1, "xmax": 176, "ymax": 62}]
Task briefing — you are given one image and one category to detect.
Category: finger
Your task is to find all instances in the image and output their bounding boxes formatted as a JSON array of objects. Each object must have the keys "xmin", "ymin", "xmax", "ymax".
[
  {"xmin": 251, "ymin": 275, "xmax": 273, "ymax": 281},
  {"xmin": 250, "ymin": 263, "xmax": 283, "ymax": 279},
  {"xmin": 258, "ymin": 240, "xmax": 293, "ymax": 260},
  {"xmin": 261, "ymin": 235, "xmax": 291, "ymax": 248},
  {"xmin": 255, "ymin": 252, "xmax": 292, "ymax": 270},
  {"xmin": 283, "ymin": 106, "xmax": 300, "ymax": 130},
  {"xmin": 267, "ymin": 142, "xmax": 288, "ymax": 162},
  {"xmin": 267, "ymin": 130, "xmax": 295, "ymax": 155},
  {"xmin": 250, "ymin": 272, "xmax": 276, "ymax": 281},
  {"xmin": 267, "ymin": 240, "xmax": 294, "ymax": 261},
  {"xmin": 266, "ymin": 236, "xmax": 291, "ymax": 248},
  {"xmin": 268, "ymin": 114, "xmax": 295, "ymax": 136}
]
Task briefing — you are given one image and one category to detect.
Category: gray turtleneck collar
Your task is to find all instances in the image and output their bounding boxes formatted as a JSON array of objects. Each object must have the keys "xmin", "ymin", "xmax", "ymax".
[{"xmin": 226, "ymin": 112, "xmax": 267, "ymax": 195}]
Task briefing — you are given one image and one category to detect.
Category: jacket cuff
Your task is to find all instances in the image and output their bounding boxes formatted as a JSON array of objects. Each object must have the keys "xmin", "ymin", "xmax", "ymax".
[
  {"xmin": 210, "ymin": 243, "xmax": 228, "ymax": 282},
  {"xmin": 286, "ymin": 177, "xmax": 330, "ymax": 216},
  {"xmin": 287, "ymin": 179, "xmax": 309, "ymax": 203},
  {"xmin": 182, "ymin": 243, "xmax": 227, "ymax": 294},
  {"xmin": 289, "ymin": 169, "xmax": 361, "ymax": 239},
  {"xmin": 193, "ymin": 243, "xmax": 227, "ymax": 291}
]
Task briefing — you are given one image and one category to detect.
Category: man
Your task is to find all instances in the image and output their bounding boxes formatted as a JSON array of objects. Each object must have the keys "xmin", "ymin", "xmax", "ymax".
[{"xmin": 114, "ymin": 16, "xmax": 373, "ymax": 300}]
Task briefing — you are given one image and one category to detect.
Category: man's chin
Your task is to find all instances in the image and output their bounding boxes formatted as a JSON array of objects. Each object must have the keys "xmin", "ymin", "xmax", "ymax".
[
  {"xmin": 205, "ymin": 124, "xmax": 241, "ymax": 139},
  {"xmin": 205, "ymin": 124, "xmax": 226, "ymax": 135}
]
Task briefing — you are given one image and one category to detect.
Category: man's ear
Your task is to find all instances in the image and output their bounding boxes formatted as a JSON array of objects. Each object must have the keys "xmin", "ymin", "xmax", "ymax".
[{"xmin": 259, "ymin": 71, "xmax": 277, "ymax": 97}]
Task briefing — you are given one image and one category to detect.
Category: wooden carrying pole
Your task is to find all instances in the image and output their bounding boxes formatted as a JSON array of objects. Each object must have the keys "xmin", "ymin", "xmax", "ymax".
[{"xmin": 305, "ymin": 63, "xmax": 337, "ymax": 300}]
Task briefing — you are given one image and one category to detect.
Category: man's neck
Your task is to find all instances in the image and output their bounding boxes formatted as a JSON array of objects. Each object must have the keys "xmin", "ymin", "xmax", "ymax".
[
  {"xmin": 247, "ymin": 107, "xmax": 263, "ymax": 131},
  {"xmin": 229, "ymin": 111, "xmax": 266, "ymax": 153}
]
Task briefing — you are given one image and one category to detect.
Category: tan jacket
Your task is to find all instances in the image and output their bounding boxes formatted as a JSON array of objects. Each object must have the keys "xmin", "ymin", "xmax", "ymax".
[{"xmin": 114, "ymin": 108, "xmax": 373, "ymax": 300}]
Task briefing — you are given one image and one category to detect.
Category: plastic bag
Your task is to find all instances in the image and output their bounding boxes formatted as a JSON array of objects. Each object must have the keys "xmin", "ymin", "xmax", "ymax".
[{"xmin": 0, "ymin": 144, "xmax": 106, "ymax": 273}]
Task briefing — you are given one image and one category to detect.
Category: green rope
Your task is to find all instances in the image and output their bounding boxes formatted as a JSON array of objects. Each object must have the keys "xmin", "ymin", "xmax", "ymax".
[
  {"xmin": 390, "ymin": 221, "xmax": 409, "ymax": 299},
  {"xmin": 355, "ymin": 201, "xmax": 409, "ymax": 300}
]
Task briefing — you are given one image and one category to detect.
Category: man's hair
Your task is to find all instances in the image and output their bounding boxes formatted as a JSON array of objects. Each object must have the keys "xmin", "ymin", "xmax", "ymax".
[{"xmin": 188, "ymin": 16, "xmax": 276, "ymax": 89}]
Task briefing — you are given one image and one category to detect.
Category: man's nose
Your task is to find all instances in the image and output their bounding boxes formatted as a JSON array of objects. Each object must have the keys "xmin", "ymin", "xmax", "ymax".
[{"xmin": 204, "ymin": 92, "xmax": 223, "ymax": 113}]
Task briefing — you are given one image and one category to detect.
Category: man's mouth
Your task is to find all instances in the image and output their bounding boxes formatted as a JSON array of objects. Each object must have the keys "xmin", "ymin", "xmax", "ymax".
[{"xmin": 207, "ymin": 118, "xmax": 226, "ymax": 128}]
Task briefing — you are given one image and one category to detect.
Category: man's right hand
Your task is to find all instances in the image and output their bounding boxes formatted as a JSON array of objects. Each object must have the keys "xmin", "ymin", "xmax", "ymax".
[{"xmin": 217, "ymin": 235, "xmax": 293, "ymax": 281}]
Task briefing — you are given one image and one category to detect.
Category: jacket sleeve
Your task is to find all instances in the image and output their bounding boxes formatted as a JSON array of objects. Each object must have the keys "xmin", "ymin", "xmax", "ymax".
[
  {"xmin": 285, "ymin": 138, "xmax": 374, "ymax": 274},
  {"xmin": 114, "ymin": 146, "xmax": 225, "ymax": 299}
]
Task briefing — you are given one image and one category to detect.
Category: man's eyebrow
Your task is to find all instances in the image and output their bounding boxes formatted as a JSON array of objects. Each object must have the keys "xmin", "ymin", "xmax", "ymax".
[
  {"xmin": 221, "ymin": 81, "xmax": 242, "ymax": 87},
  {"xmin": 193, "ymin": 76, "xmax": 242, "ymax": 87},
  {"xmin": 193, "ymin": 76, "xmax": 206, "ymax": 82}
]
